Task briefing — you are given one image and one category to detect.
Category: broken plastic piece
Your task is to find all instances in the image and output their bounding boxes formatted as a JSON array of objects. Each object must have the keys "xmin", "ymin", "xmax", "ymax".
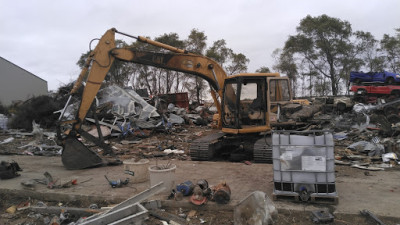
[
  {"xmin": 234, "ymin": 191, "xmax": 277, "ymax": 225},
  {"xmin": 382, "ymin": 152, "xmax": 398, "ymax": 162},
  {"xmin": 124, "ymin": 170, "xmax": 135, "ymax": 176},
  {"xmin": 16, "ymin": 201, "xmax": 31, "ymax": 211},
  {"xmin": 311, "ymin": 210, "xmax": 334, "ymax": 223}
]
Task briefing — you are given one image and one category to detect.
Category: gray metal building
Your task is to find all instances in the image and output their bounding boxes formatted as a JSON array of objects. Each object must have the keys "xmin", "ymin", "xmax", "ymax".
[{"xmin": 0, "ymin": 57, "xmax": 48, "ymax": 106}]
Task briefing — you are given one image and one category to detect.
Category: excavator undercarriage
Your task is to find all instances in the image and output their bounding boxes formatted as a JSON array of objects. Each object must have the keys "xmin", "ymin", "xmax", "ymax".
[{"xmin": 190, "ymin": 132, "xmax": 273, "ymax": 163}]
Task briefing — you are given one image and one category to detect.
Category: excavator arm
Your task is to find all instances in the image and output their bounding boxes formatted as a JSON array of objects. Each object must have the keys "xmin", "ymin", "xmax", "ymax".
[
  {"xmin": 58, "ymin": 28, "xmax": 228, "ymax": 169},
  {"xmin": 70, "ymin": 28, "xmax": 227, "ymax": 132},
  {"xmin": 111, "ymin": 48, "xmax": 226, "ymax": 114},
  {"xmin": 70, "ymin": 29, "xmax": 116, "ymax": 131}
]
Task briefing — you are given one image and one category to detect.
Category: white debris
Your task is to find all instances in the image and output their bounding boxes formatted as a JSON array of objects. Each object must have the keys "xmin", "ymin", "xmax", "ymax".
[
  {"xmin": 99, "ymin": 86, "xmax": 159, "ymax": 119},
  {"xmin": 163, "ymin": 149, "xmax": 184, "ymax": 154},
  {"xmin": 0, "ymin": 137, "xmax": 14, "ymax": 145}
]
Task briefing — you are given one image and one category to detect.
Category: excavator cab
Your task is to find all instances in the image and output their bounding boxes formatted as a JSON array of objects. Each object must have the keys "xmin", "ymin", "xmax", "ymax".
[
  {"xmin": 221, "ymin": 75, "xmax": 292, "ymax": 133},
  {"xmin": 222, "ymin": 77, "xmax": 267, "ymax": 129}
]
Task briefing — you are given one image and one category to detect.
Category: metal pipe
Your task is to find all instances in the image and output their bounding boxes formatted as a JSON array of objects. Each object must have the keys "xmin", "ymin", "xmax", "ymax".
[{"xmin": 58, "ymin": 95, "xmax": 72, "ymax": 121}]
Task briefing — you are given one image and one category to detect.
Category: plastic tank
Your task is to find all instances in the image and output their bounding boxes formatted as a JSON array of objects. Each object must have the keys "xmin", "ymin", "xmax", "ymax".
[{"xmin": 272, "ymin": 130, "xmax": 338, "ymax": 202}]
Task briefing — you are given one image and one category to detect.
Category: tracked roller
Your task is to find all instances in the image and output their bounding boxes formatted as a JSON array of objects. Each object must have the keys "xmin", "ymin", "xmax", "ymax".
[
  {"xmin": 189, "ymin": 132, "xmax": 226, "ymax": 161},
  {"xmin": 253, "ymin": 136, "xmax": 273, "ymax": 163}
]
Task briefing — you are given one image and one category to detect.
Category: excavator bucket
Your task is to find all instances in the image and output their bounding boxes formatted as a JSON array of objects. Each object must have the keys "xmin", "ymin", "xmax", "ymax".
[{"xmin": 61, "ymin": 137, "xmax": 104, "ymax": 170}]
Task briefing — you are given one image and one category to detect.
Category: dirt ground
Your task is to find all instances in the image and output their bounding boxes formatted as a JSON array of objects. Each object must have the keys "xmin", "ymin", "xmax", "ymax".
[
  {"xmin": 1, "ymin": 193, "xmax": 399, "ymax": 225},
  {"xmin": 1, "ymin": 124, "xmax": 400, "ymax": 224}
]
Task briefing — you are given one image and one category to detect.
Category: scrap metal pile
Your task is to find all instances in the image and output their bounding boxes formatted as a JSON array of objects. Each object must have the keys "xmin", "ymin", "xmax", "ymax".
[
  {"xmin": 0, "ymin": 87, "xmax": 215, "ymax": 162},
  {"xmin": 326, "ymin": 98, "xmax": 400, "ymax": 170},
  {"xmin": 0, "ymin": 86, "xmax": 399, "ymax": 170}
]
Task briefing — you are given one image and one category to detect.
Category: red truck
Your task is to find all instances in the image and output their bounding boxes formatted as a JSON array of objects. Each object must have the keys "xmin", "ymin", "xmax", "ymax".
[{"xmin": 350, "ymin": 85, "xmax": 400, "ymax": 102}]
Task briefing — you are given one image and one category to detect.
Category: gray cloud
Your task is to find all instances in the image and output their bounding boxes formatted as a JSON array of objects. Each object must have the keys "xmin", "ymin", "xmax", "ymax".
[{"xmin": 1, "ymin": 0, "xmax": 399, "ymax": 90}]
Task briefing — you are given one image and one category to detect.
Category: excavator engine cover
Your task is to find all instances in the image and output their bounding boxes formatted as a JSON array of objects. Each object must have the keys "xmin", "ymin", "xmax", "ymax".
[{"xmin": 62, "ymin": 137, "xmax": 104, "ymax": 170}]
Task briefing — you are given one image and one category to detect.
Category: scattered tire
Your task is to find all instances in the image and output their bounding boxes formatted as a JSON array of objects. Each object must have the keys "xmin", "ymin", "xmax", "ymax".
[{"xmin": 384, "ymin": 106, "xmax": 398, "ymax": 116}]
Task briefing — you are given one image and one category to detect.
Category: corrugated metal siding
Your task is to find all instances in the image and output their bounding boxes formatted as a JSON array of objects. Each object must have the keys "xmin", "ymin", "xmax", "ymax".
[{"xmin": 0, "ymin": 57, "xmax": 48, "ymax": 106}]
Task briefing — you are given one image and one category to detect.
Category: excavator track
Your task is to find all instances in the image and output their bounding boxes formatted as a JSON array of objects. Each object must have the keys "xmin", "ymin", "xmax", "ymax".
[
  {"xmin": 190, "ymin": 132, "xmax": 226, "ymax": 161},
  {"xmin": 253, "ymin": 136, "xmax": 273, "ymax": 163}
]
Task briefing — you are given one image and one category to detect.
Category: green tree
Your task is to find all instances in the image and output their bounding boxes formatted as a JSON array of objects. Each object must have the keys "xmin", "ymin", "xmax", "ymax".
[
  {"xmin": 272, "ymin": 48, "xmax": 299, "ymax": 96},
  {"xmin": 185, "ymin": 29, "xmax": 207, "ymax": 54},
  {"xmin": 184, "ymin": 29, "xmax": 208, "ymax": 104},
  {"xmin": 381, "ymin": 28, "xmax": 400, "ymax": 72},
  {"xmin": 128, "ymin": 37, "xmax": 156, "ymax": 94},
  {"xmin": 283, "ymin": 14, "xmax": 353, "ymax": 95},
  {"xmin": 206, "ymin": 39, "xmax": 232, "ymax": 66},
  {"xmin": 206, "ymin": 39, "xmax": 249, "ymax": 75},
  {"xmin": 354, "ymin": 31, "xmax": 385, "ymax": 72},
  {"xmin": 154, "ymin": 33, "xmax": 185, "ymax": 94},
  {"xmin": 255, "ymin": 66, "xmax": 271, "ymax": 73},
  {"xmin": 225, "ymin": 53, "xmax": 249, "ymax": 74}
]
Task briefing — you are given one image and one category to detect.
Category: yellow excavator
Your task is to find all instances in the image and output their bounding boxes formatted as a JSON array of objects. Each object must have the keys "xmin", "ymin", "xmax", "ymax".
[{"xmin": 56, "ymin": 28, "xmax": 293, "ymax": 169}]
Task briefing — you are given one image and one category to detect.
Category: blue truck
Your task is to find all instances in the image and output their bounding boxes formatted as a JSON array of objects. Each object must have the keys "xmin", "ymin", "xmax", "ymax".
[{"xmin": 350, "ymin": 71, "xmax": 400, "ymax": 84}]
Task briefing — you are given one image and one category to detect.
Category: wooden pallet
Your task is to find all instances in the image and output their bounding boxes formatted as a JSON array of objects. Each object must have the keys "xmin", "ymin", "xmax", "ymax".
[{"xmin": 273, "ymin": 192, "xmax": 339, "ymax": 205}]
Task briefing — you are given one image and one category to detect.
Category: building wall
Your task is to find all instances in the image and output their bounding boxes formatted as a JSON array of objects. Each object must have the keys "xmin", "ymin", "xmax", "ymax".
[{"xmin": 0, "ymin": 57, "xmax": 48, "ymax": 106}]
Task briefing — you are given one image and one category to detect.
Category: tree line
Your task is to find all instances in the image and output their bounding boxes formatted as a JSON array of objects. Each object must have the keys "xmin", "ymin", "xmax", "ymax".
[
  {"xmin": 275, "ymin": 14, "xmax": 400, "ymax": 97},
  {"xmin": 77, "ymin": 14, "xmax": 400, "ymax": 102}
]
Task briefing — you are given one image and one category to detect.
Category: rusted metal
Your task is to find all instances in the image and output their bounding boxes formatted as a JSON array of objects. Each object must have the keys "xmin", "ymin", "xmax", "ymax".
[{"xmin": 212, "ymin": 182, "xmax": 231, "ymax": 204}]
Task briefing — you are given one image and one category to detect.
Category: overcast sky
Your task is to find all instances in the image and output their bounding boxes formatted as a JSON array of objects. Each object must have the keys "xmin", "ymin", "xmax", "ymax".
[{"xmin": 1, "ymin": 0, "xmax": 399, "ymax": 91}]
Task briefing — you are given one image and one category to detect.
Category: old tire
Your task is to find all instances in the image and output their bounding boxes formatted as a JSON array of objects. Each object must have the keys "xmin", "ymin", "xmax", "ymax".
[{"xmin": 384, "ymin": 106, "xmax": 398, "ymax": 116}]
